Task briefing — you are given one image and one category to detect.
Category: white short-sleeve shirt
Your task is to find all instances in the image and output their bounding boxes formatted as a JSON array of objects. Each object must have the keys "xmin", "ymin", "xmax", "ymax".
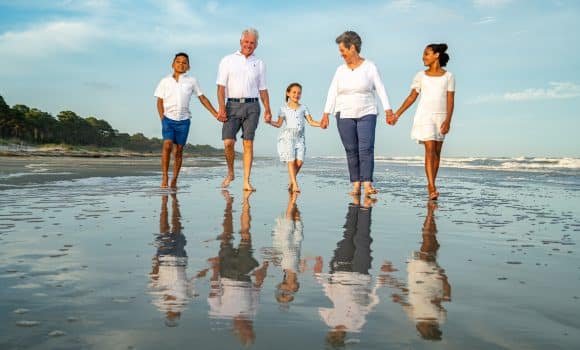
[
  {"xmin": 154, "ymin": 74, "xmax": 204, "ymax": 121},
  {"xmin": 411, "ymin": 71, "xmax": 455, "ymax": 114},
  {"xmin": 216, "ymin": 51, "xmax": 267, "ymax": 99}
]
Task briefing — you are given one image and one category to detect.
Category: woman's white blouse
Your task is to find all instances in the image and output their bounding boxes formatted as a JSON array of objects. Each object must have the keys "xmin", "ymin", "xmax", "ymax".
[{"xmin": 323, "ymin": 60, "xmax": 391, "ymax": 118}]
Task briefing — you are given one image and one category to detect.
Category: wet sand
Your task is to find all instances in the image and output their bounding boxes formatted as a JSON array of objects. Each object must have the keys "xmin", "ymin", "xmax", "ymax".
[{"xmin": 0, "ymin": 157, "xmax": 578, "ymax": 349}]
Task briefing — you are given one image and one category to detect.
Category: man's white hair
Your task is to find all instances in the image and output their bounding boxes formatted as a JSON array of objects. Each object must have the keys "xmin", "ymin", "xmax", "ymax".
[{"xmin": 241, "ymin": 28, "xmax": 259, "ymax": 41}]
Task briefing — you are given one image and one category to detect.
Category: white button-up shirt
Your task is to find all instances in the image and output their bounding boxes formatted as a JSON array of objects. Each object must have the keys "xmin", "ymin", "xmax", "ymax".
[
  {"xmin": 154, "ymin": 74, "xmax": 204, "ymax": 121},
  {"xmin": 216, "ymin": 51, "xmax": 267, "ymax": 99},
  {"xmin": 323, "ymin": 60, "xmax": 391, "ymax": 119}
]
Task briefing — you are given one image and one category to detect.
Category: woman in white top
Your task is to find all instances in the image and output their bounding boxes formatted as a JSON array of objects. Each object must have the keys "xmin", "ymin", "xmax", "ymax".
[
  {"xmin": 389, "ymin": 44, "xmax": 455, "ymax": 200},
  {"xmin": 321, "ymin": 31, "xmax": 394, "ymax": 196}
]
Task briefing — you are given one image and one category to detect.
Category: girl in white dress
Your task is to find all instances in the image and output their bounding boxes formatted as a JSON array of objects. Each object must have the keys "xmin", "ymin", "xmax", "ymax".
[
  {"xmin": 270, "ymin": 83, "xmax": 321, "ymax": 193},
  {"xmin": 389, "ymin": 44, "xmax": 455, "ymax": 200}
]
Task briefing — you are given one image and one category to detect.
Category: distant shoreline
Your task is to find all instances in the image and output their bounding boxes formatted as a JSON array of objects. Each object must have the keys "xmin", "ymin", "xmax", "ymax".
[{"xmin": 0, "ymin": 144, "xmax": 225, "ymax": 158}]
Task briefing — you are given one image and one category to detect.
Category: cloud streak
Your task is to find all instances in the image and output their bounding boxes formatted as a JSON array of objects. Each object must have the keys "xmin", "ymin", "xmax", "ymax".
[
  {"xmin": 473, "ymin": 0, "xmax": 514, "ymax": 7},
  {"xmin": 468, "ymin": 82, "xmax": 580, "ymax": 103},
  {"xmin": 0, "ymin": 21, "xmax": 102, "ymax": 57}
]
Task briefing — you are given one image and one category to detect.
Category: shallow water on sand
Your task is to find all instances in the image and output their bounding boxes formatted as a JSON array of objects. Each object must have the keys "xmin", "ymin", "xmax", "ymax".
[{"xmin": 0, "ymin": 157, "xmax": 579, "ymax": 349}]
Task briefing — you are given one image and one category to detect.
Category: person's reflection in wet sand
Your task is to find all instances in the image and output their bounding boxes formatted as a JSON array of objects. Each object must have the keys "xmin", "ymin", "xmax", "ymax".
[
  {"xmin": 264, "ymin": 191, "xmax": 304, "ymax": 307},
  {"xmin": 315, "ymin": 194, "xmax": 384, "ymax": 347},
  {"xmin": 381, "ymin": 201, "xmax": 451, "ymax": 341},
  {"xmin": 207, "ymin": 190, "xmax": 268, "ymax": 346},
  {"xmin": 148, "ymin": 193, "xmax": 199, "ymax": 327}
]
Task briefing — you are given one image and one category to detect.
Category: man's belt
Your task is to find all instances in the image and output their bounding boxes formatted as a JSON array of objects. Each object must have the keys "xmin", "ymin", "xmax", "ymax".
[{"xmin": 228, "ymin": 98, "xmax": 259, "ymax": 103}]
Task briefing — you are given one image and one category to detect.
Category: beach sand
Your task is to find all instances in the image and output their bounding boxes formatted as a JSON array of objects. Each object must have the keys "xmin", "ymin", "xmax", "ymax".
[{"xmin": 0, "ymin": 156, "xmax": 579, "ymax": 349}]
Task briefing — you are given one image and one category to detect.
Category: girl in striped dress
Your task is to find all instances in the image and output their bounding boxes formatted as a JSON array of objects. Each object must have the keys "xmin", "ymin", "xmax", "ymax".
[{"xmin": 270, "ymin": 83, "xmax": 321, "ymax": 193}]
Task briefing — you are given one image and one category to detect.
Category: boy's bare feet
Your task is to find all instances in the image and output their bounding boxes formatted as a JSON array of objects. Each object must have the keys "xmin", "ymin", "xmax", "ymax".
[
  {"xmin": 170, "ymin": 178, "xmax": 177, "ymax": 189},
  {"xmin": 221, "ymin": 174, "xmax": 234, "ymax": 188},
  {"xmin": 161, "ymin": 175, "xmax": 169, "ymax": 188}
]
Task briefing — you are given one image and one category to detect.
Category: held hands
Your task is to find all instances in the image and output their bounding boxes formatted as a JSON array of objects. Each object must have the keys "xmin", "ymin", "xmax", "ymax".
[
  {"xmin": 217, "ymin": 108, "xmax": 227, "ymax": 122},
  {"xmin": 320, "ymin": 114, "xmax": 329, "ymax": 129},
  {"xmin": 386, "ymin": 110, "xmax": 398, "ymax": 126},
  {"xmin": 264, "ymin": 109, "xmax": 272, "ymax": 123}
]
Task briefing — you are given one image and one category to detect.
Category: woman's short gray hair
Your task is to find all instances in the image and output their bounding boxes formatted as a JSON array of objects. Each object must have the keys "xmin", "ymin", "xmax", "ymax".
[
  {"xmin": 335, "ymin": 31, "xmax": 361, "ymax": 53},
  {"xmin": 241, "ymin": 28, "xmax": 259, "ymax": 41}
]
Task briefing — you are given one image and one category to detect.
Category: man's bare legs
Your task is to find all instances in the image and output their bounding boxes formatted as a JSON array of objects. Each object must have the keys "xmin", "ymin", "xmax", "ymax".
[
  {"xmin": 424, "ymin": 141, "xmax": 441, "ymax": 200},
  {"xmin": 161, "ymin": 140, "xmax": 173, "ymax": 188},
  {"xmin": 170, "ymin": 144, "xmax": 184, "ymax": 189},
  {"xmin": 222, "ymin": 139, "xmax": 235, "ymax": 188},
  {"xmin": 242, "ymin": 140, "xmax": 255, "ymax": 191}
]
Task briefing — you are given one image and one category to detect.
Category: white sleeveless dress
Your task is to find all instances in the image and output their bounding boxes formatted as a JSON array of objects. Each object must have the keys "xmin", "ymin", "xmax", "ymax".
[{"xmin": 410, "ymin": 71, "xmax": 455, "ymax": 143}]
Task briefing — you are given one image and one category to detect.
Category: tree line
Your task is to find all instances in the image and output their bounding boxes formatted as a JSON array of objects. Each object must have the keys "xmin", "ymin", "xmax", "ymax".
[{"xmin": 0, "ymin": 95, "xmax": 221, "ymax": 154}]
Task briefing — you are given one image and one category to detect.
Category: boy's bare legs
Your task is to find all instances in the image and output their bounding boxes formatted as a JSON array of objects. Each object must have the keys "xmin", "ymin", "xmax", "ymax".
[
  {"xmin": 424, "ymin": 141, "xmax": 439, "ymax": 199},
  {"xmin": 161, "ymin": 140, "xmax": 173, "ymax": 188},
  {"xmin": 170, "ymin": 144, "xmax": 184, "ymax": 188},
  {"xmin": 242, "ymin": 140, "xmax": 255, "ymax": 192},
  {"xmin": 222, "ymin": 139, "xmax": 235, "ymax": 188}
]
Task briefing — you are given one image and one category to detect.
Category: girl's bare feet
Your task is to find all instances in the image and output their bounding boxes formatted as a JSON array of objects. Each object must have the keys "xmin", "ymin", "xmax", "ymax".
[{"xmin": 428, "ymin": 185, "xmax": 439, "ymax": 200}]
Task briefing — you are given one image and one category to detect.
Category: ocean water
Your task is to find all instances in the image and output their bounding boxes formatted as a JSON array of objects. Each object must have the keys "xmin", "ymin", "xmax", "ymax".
[{"xmin": 0, "ymin": 156, "xmax": 579, "ymax": 349}]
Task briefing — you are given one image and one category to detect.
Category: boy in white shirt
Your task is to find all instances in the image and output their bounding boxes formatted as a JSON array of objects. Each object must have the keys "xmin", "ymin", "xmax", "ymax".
[{"xmin": 154, "ymin": 52, "xmax": 224, "ymax": 189}]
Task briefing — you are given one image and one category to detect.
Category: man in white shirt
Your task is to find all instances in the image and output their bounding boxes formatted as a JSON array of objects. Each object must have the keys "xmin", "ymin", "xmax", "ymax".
[
  {"xmin": 217, "ymin": 28, "xmax": 272, "ymax": 192},
  {"xmin": 154, "ymin": 52, "xmax": 222, "ymax": 189}
]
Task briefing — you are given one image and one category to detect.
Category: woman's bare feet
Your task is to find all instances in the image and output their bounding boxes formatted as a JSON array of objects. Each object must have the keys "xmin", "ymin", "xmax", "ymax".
[
  {"xmin": 349, "ymin": 183, "xmax": 361, "ymax": 195},
  {"xmin": 221, "ymin": 174, "xmax": 234, "ymax": 188},
  {"xmin": 364, "ymin": 186, "xmax": 378, "ymax": 196}
]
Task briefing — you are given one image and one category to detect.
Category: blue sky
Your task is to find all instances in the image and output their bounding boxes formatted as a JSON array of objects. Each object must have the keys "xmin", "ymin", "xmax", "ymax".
[{"xmin": 1, "ymin": 0, "xmax": 579, "ymax": 157}]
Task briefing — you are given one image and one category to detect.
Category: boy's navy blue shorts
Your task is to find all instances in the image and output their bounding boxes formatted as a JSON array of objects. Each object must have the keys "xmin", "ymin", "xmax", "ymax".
[{"xmin": 162, "ymin": 117, "xmax": 190, "ymax": 145}]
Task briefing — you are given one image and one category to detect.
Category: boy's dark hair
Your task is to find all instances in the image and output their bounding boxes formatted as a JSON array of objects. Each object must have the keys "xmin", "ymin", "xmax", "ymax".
[
  {"xmin": 427, "ymin": 43, "xmax": 449, "ymax": 67},
  {"xmin": 173, "ymin": 52, "xmax": 189, "ymax": 64}
]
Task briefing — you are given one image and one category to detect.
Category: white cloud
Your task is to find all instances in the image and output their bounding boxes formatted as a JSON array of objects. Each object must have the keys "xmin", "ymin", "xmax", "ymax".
[
  {"xmin": 385, "ymin": 0, "xmax": 417, "ymax": 11},
  {"xmin": 206, "ymin": 1, "xmax": 219, "ymax": 14},
  {"xmin": 473, "ymin": 0, "xmax": 514, "ymax": 7},
  {"xmin": 475, "ymin": 16, "xmax": 496, "ymax": 24},
  {"xmin": 468, "ymin": 82, "xmax": 580, "ymax": 104},
  {"xmin": 0, "ymin": 21, "xmax": 102, "ymax": 57}
]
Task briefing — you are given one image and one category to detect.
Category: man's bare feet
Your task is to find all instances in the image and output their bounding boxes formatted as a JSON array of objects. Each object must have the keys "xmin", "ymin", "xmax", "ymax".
[
  {"xmin": 170, "ymin": 178, "xmax": 177, "ymax": 189},
  {"xmin": 243, "ymin": 183, "xmax": 256, "ymax": 192},
  {"xmin": 221, "ymin": 174, "xmax": 234, "ymax": 188}
]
